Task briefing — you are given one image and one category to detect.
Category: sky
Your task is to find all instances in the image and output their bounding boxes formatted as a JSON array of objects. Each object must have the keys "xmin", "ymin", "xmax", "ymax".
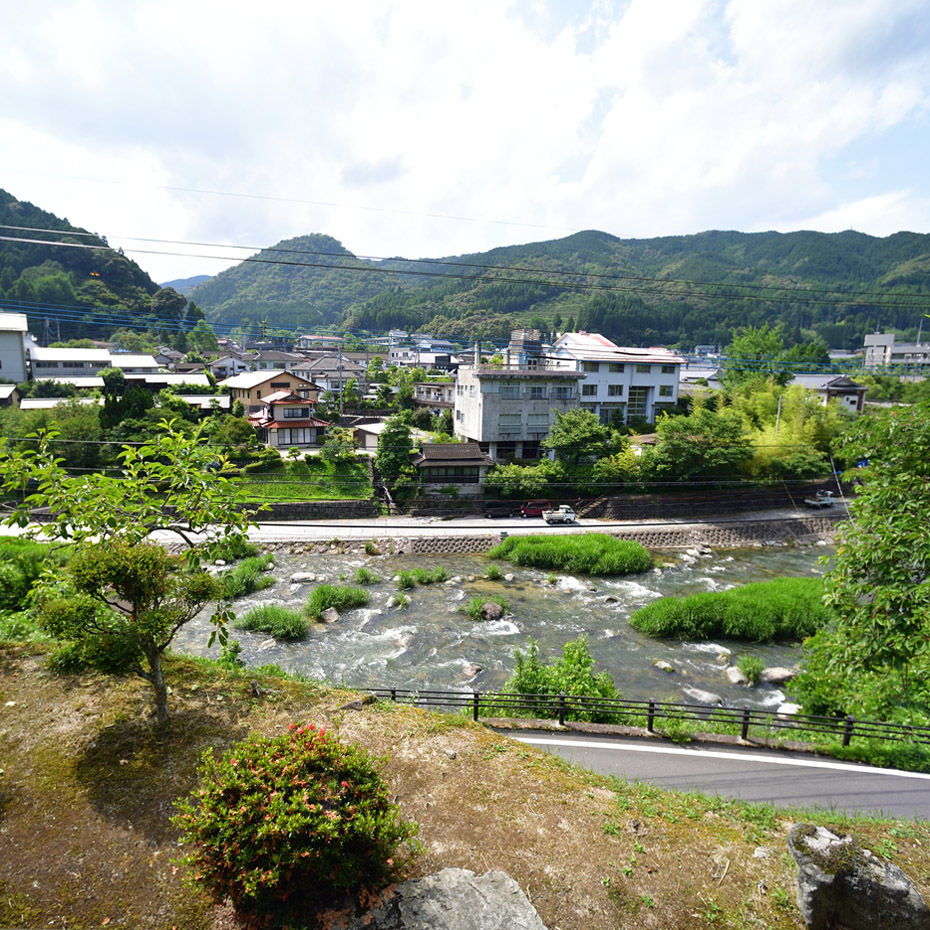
[{"xmin": 2, "ymin": 0, "xmax": 929, "ymax": 285}]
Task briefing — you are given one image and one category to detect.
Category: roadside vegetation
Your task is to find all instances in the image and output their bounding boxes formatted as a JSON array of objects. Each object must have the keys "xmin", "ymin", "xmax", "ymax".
[
  {"xmin": 488, "ymin": 533, "xmax": 652, "ymax": 576},
  {"xmin": 233, "ymin": 455, "xmax": 372, "ymax": 502}
]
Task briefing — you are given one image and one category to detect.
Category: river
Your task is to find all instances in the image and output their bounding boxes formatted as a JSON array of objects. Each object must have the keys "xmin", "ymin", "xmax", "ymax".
[{"xmin": 173, "ymin": 541, "xmax": 831, "ymax": 709}]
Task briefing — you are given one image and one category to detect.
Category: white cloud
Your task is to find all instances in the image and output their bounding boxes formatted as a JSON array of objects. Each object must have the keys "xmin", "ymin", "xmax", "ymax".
[{"xmin": 0, "ymin": 0, "xmax": 928, "ymax": 282}]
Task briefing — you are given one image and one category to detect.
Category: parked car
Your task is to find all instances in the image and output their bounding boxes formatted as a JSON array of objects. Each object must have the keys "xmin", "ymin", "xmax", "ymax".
[
  {"xmin": 542, "ymin": 505, "xmax": 576, "ymax": 524},
  {"xmin": 518, "ymin": 499, "xmax": 552, "ymax": 518},
  {"xmin": 483, "ymin": 501, "xmax": 513, "ymax": 518}
]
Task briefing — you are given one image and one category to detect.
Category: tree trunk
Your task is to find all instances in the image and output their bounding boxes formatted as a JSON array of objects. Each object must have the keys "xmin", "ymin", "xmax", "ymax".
[{"xmin": 146, "ymin": 646, "xmax": 170, "ymax": 725}]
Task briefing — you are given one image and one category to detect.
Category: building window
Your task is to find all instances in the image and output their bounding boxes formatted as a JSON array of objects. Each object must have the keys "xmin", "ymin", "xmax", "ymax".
[
  {"xmin": 455, "ymin": 409, "xmax": 463, "ymax": 421},
  {"xmin": 582, "ymin": 384, "xmax": 597, "ymax": 396},
  {"xmin": 552, "ymin": 386, "xmax": 573, "ymax": 399},
  {"xmin": 498, "ymin": 413, "xmax": 521, "ymax": 427},
  {"xmin": 608, "ymin": 363, "xmax": 624, "ymax": 372},
  {"xmin": 283, "ymin": 406, "xmax": 310, "ymax": 418},
  {"xmin": 635, "ymin": 364, "xmax": 651, "ymax": 373},
  {"xmin": 500, "ymin": 383, "xmax": 520, "ymax": 399},
  {"xmin": 528, "ymin": 385, "xmax": 547, "ymax": 400},
  {"xmin": 582, "ymin": 361, "xmax": 599, "ymax": 373},
  {"xmin": 660, "ymin": 364, "xmax": 677, "ymax": 374},
  {"xmin": 658, "ymin": 384, "xmax": 673, "ymax": 397},
  {"xmin": 527, "ymin": 413, "xmax": 549, "ymax": 427},
  {"xmin": 608, "ymin": 384, "xmax": 624, "ymax": 397}
]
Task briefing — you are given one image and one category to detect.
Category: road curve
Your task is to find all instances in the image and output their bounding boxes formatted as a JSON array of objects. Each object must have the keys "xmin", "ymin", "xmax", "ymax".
[{"xmin": 507, "ymin": 731, "xmax": 930, "ymax": 820}]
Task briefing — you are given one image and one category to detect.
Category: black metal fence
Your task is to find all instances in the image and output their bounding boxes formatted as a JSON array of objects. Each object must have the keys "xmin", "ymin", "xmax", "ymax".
[{"xmin": 364, "ymin": 687, "xmax": 930, "ymax": 749}]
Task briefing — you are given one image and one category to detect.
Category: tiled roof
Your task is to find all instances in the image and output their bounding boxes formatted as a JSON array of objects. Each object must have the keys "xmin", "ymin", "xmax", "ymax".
[
  {"xmin": 412, "ymin": 442, "xmax": 492, "ymax": 467},
  {"xmin": 255, "ymin": 417, "xmax": 330, "ymax": 429}
]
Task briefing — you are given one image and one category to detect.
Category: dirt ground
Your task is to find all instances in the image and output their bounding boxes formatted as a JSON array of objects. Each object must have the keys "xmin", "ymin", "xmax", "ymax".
[{"xmin": 2, "ymin": 643, "xmax": 929, "ymax": 930}]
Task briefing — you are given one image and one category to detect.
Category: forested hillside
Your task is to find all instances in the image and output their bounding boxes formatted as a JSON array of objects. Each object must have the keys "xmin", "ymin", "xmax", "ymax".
[
  {"xmin": 193, "ymin": 228, "xmax": 930, "ymax": 349},
  {"xmin": 0, "ymin": 188, "xmax": 201, "ymax": 344}
]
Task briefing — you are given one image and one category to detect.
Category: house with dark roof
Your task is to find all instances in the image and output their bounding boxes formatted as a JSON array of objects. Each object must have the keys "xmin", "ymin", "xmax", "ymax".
[
  {"xmin": 249, "ymin": 391, "xmax": 330, "ymax": 449},
  {"xmin": 220, "ymin": 371, "xmax": 319, "ymax": 414},
  {"xmin": 292, "ymin": 354, "xmax": 366, "ymax": 395},
  {"xmin": 410, "ymin": 442, "xmax": 493, "ymax": 486}
]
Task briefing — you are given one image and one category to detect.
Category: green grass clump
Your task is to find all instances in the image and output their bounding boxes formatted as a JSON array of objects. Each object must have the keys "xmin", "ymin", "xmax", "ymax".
[
  {"xmin": 487, "ymin": 533, "xmax": 651, "ymax": 576},
  {"xmin": 461, "ymin": 595, "xmax": 510, "ymax": 621},
  {"xmin": 354, "ymin": 567, "xmax": 381, "ymax": 586},
  {"xmin": 0, "ymin": 538, "xmax": 68, "ymax": 612},
  {"xmin": 411, "ymin": 566, "xmax": 448, "ymax": 584},
  {"xmin": 737, "ymin": 655, "xmax": 765, "ymax": 685},
  {"xmin": 396, "ymin": 571, "xmax": 416, "ymax": 590},
  {"xmin": 234, "ymin": 604, "xmax": 308, "ymax": 640},
  {"xmin": 220, "ymin": 554, "xmax": 276, "ymax": 599},
  {"xmin": 305, "ymin": 584, "xmax": 370, "ymax": 620},
  {"xmin": 629, "ymin": 577, "xmax": 832, "ymax": 642},
  {"xmin": 484, "ymin": 564, "xmax": 504, "ymax": 581}
]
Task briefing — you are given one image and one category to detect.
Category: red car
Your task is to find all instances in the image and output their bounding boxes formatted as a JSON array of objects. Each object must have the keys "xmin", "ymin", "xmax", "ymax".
[{"xmin": 518, "ymin": 499, "xmax": 552, "ymax": 518}]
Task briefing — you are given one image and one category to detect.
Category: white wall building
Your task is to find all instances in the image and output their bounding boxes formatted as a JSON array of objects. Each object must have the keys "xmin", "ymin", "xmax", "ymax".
[
  {"xmin": 28, "ymin": 346, "xmax": 112, "ymax": 379},
  {"xmin": 548, "ymin": 332, "xmax": 685, "ymax": 424},
  {"xmin": 453, "ymin": 363, "xmax": 583, "ymax": 460},
  {"xmin": 0, "ymin": 311, "xmax": 28, "ymax": 383},
  {"xmin": 863, "ymin": 332, "xmax": 930, "ymax": 371}
]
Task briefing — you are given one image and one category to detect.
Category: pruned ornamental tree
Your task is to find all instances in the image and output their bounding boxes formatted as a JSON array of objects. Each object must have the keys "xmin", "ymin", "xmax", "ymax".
[
  {"xmin": 817, "ymin": 401, "xmax": 930, "ymax": 719},
  {"xmin": 0, "ymin": 420, "xmax": 256, "ymax": 723}
]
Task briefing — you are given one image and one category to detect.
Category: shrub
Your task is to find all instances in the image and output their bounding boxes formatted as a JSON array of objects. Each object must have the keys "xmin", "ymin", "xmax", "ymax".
[
  {"xmin": 461, "ymin": 595, "xmax": 509, "ymax": 621},
  {"xmin": 737, "ymin": 655, "xmax": 765, "ymax": 685},
  {"xmin": 629, "ymin": 577, "xmax": 832, "ymax": 642},
  {"xmin": 487, "ymin": 533, "xmax": 652, "ymax": 576},
  {"xmin": 488, "ymin": 636, "xmax": 623, "ymax": 724},
  {"xmin": 205, "ymin": 536, "xmax": 259, "ymax": 563},
  {"xmin": 354, "ymin": 567, "xmax": 380, "ymax": 586},
  {"xmin": 221, "ymin": 555, "xmax": 276, "ymax": 600},
  {"xmin": 306, "ymin": 584, "xmax": 370, "ymax": 620},
  {"xmin": 235, "ymin": 604, "xmax": 308, "ymax": 640},
  {"xmin": 0, "ymin": 539, "xmax": 66, "ymax": 612},
  {"xmin": 173, "ymin": 723, "xmax": 419, "ymax": 927}
]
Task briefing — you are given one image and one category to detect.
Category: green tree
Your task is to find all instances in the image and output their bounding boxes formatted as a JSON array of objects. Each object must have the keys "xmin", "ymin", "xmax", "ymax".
[
  {"xmin": 542, "ymin": 409, "xmax": 612, "ymax": 467},
  {"xmin": 817, "ymin": 401, "xmax": 930, "ymax": 720},
  {"xmin": 374, "ymin": 412, "xmax": 415, "ymax": 485},
  {"xmin": 319, "ymin": 425, "xmax": 357, "ymax": 464},
  {"xmin": 723, "ymin": 324, "xmax": 788, "ymax": 386},
  {"xmin": 0, "ymin": 421, "xmax": 256, "ymax": 722},
  {"xmin": 649, "ymin": 407, "xmax": 753, "ymax": 481},
  {"xmin": 187, "ymin": 318, "xmax": 219, "ymax": 355}
]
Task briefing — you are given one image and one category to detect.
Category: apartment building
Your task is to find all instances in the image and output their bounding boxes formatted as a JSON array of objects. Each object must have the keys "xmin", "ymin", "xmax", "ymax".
[
  {"xmin": 548, "ymin": 332, "xmax": 685, "ymax": 424},
  {"xmin": 0, "ymin": 311, "xmax": 28, "ymax": 383},
  {"xmin": 863, "ymin": 332, "xmax": 930, "ymax": 371},
  {"xmin": 453, "ymin": 363, "xmax": 583, "ymax": 460}
]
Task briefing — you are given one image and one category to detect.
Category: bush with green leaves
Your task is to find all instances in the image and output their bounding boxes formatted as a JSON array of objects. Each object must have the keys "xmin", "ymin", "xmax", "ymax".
[
  {"xmin": 629, "ymin": 577, "xmax": 832, "ymax": 642},
  {"xmin": 204, "ymin": 536, "xmax": 259, "ymax": 563},
  {"xmin": 234, "ymin": 604, "xmax": 308, "ymax": 640},
  {"xmin": 0, "ymin": 538, "xmax": 67, "ymax": 612},
  {"xmin": 220, "ymin": 555, "xmax": 276, "ymax": 600},
  {"xmin": 490, "ymin": 636, "xmax": 623, "ymax": 723},
  {"xmin": 305, "ymin": 584, "xmax": 370, "ymax": 620},
  {"xmin": 173, "ymin": 723, "xmax": 419, "ymax": 927},
  {"xmin": 488, "ymin": 534, "xmax": 652, "ymax": 576}
]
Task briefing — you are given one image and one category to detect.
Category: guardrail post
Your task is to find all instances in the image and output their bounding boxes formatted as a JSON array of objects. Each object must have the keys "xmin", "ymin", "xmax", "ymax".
[
  {"xmin": 647, "ymin": 700, "xmax": 655, "ymax": 732},
  {"xmin": 473, "ymin": 690, "xmax": 480, "ymax": 722},
  {"xmin": 843, "ymin": 715, "xmax": 855, "ymax": 747},
  {"xmin": 741, "ymin": 707, "xmax": 751, "ymax": 741},
  {"xmin": 391, "ymin": 688, "xmax": 396, "ymax": 703},
  {"xmin": 558, "ymin": 691, "xmax": 566, "ymax": 727}
]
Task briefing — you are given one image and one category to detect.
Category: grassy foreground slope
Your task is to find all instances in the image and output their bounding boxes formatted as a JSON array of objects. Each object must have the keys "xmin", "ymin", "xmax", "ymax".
[{"xmin": 2, "ymin": 644, "xmax": 929, "ymax": 930}]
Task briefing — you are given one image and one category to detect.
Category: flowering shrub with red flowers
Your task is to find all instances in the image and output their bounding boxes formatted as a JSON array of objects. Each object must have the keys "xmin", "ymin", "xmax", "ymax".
[{"xmin": 172, "ymin": 723, "xmax": 419, "ymax": 928}]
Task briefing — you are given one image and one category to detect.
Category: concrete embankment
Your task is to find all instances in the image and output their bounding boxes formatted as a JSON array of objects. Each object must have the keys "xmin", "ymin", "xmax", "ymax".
[{"xmin": 253, "ymin": 512, "xmax": 841, "ymax": 557}]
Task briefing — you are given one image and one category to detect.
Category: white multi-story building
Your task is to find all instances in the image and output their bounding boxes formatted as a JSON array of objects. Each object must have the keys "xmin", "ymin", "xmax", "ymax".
[
  {"xmin": 0, "ymin": 311, "xmax": 28, "ymax": 383},
  {"xmin": 548, "ymin": 332, "xmax": 685, "ymax": 425},
  {"xmin": 453, "ymin": 363, "xmax": 583, "ymax": 461},
  {"xmin": 863, "ymin": 333, "xmax": 930, "ymax": 371}
]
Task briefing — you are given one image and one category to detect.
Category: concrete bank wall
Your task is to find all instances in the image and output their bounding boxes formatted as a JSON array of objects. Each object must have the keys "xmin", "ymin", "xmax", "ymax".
[{"xmin": 255, "ymin": 515, "xmax": 841, "ymax": 557}]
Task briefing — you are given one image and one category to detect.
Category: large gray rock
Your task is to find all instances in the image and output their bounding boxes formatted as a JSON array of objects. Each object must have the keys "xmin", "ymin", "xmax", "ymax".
[
  {"xmin": 787, "ymin": 824, "xmax": 930, "ymax": 930},
  {"xmin": 345, "ymin": 868, "xmax": 547, "ymax": 930},
  {"xmin": 683, "ymin": 686, "xmax": 723, "ymax": 705},
  {"xmin": 760, "ymin": 666, "xmax": 798, "ymax": 685},
  {"xmin": 320, "ymin": 606, "xmax": 340, "ymax": 623},
  {"xmin": 480, "ymin": 601, "xmax": 504, "ymax": 621}
]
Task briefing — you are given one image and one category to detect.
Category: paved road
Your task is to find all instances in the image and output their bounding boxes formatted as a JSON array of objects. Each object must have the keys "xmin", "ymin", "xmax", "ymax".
[{"xmin": 507, "ymin": 731, "xmax": 930, "ymax": 819}]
